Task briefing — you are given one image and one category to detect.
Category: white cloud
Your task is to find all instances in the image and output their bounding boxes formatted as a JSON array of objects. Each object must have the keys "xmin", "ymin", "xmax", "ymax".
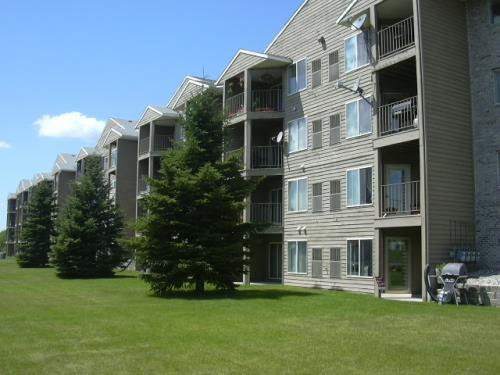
[
  {"xmin": 35, "ymin": 112, "xmax": 105, "ymax": 140},
  {"xmin": 0, "ymin": 141, "xmax": 11, "ymax": 149}
]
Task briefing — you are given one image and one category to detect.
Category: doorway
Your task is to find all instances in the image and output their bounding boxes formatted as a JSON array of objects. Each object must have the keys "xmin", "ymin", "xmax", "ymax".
[
  {"xmin": 385, "ymin": 237, "xmax": 411, "ymax": 292},
  {"xmin": 268, "ymin": 243, "xmax": 283, "ymax": 280}
]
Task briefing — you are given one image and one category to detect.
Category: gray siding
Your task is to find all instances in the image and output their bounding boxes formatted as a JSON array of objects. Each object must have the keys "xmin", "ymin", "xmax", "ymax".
[
  {"xmin": 56, "ymin": 171, "xmax": 75, "ymax": 212},
  {"xmin": 220, "ymin": 53, "xmax": 266, "ymax": 82},
  {"xmin": 116, "ymin": 139, "xmax": 138, "ymax": 237},
  {"xmin": 417, "ymin": 0, "xmax": 475, "ymax": 264},
  {"xmin": 173, "ymin": 81, "xmax": 205, "ymax": 111}
]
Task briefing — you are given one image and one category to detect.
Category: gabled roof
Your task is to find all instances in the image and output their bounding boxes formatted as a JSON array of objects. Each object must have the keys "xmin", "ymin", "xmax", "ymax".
[
  {"xmin": 135, "ymin": 105, "xmax": 179, "ymax": 129},
  {"xmin": 52, "ymin": 153, "xmax": 77, "ymax": 175},
  {"xmin": 167, "ymin": 76, "xmax": 216, "ymax": 110},
  {"xmin": 7, "ymin": 193, "xmax": 16, "ymax": 200},
  {"xmin": 16, "ymin": 179, "xmax": 32, "ymax": 194},
  {"xmin": 76, "ymin": 147, "xmax": 99, "ymax": 162},
  {"xmin": 216, "ymin": 49, "xmax": 291, "ymax": 85},
  {"xmin": 96, "ymin": 118, "xmax": 138, "ymax": 148},
  {"xmin": 265, "ymin": 0, "xmax": 310, "ymax": 53},
  {"xmin": 32, "ymin": 172, "xmax": 53, "ymax": 185}
]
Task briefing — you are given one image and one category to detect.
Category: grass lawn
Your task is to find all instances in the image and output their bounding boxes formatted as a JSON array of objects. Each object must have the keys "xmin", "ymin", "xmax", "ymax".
[{"xmin": 1, "ymin": 259, "xmax": 500, "ymax": 374}]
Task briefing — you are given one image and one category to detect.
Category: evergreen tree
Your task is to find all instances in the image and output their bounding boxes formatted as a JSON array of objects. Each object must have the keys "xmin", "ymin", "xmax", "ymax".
[
  {"xmin": 17, "ymin": 180, "xmax": 55, "ymax": 268},
  {"xmin": 131, "ymin": 88, "xmax": 259, "ymax": 295},
  {"xmin": 51, "ymin": 157, "xmax": 126, "ymax": 278}
]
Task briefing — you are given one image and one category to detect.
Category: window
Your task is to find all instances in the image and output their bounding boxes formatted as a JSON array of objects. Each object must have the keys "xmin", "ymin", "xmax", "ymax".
[
  {"xmin": 288, "ymin": 241, "xmax": 307, "ymax": 274},
  {"xmin": 330, "ymin": 114, "xmax": 341, "ymax": 145},
  {"xmin": 288, "ymin": 117, "xmax": 307, "ymax": 153},
  {"xmin": 330, "ymin": 248, "xmax": 341, "ymax": 278},
  {"xmin": 288, "ymin": 59, "xmax": 307, "ymax": 94},
  {"xmin": 288, "ymin": 178, "xmax": 308, "ymax": 212},
  {"xmin": 330, "ymin": 180, "xmax": 341, "ymax": 211},
  {"xmin": 345, "ymin": 32, "xmax": 370, "ymax": 72},
  {"xmin": 347, "ymin": 167, "xmax": 372, "ymax": 207},
  {"xmin": 329, "ymin": 51, "xmax": 340, "ymax": 82},
  {"xmin": 492, "ymin": 0, "xmax": 500, "ymax": 24},
  {"xmin": 312, "ymin": 248, "xmax": 323, "ymax": 278},
  {"xmin": 346, "ymin": 98, "xmax": 372, "ymax": 138},
  {"xmin": 311, "ymin": 59, "xmax": 322, "ymax": 88},
  {"xmin": 495, "ymin": 69, "xmax": 500, "ymax": 103},
  {"xmin": 312, "ymin": 120, "xmax": 322, "ymax": 149},
  {"xmin": 312, "ymin": 183, "xmax": 323, "ymax": 212},
  {"xmin": 347, "ymin": 239, "xmax": 373, "ymax": 277}
]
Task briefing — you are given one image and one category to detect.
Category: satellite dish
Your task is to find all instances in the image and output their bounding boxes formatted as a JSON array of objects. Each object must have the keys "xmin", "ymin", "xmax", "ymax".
[
  {"xmin": 276, "ymin": 131, "xmax": 284, "ymax": 143},
  {"xmin": 352, "ymin": 78, "xmax": 360, "ymax": 93},
  {"xmin": 351, "ymin": 14, "xmax": 367, "ymax": 30}
]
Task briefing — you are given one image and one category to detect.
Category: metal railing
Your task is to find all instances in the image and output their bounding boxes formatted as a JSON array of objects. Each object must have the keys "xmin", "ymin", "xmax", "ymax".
[
  {"xmin": 378, "ymin": 16, "xmax": 415, "ymax": 59},
  {"xmin": 154, "ymin": 135, "xmax": 174, "ymax": 152},
  {"xmin": 381, "ymin": 181, "xmax": 420, "ymax": 216},
  {"xmin": 251, "ymin": 145, "xmax": 283, "ymax": 169},
  {"xmin": 378, "ymin": 96, "xmax": 418, "ymax": 136},
  {"xmin": 251, "ymin": 88, "xmax": 283, "ymax": 112},
  {"xmin": 110, "ymin": 149, "xmax": 117, "ymax": 168},
  {"xmin": 138, "ymin": 176, "xmax": 149, "ymax": 194},
  {"xmin": 250, "ymin": 203, "xmax": 283, "ymax": 226},
  {"xmin": 225, "ymin": 148, "xmax": 244, "ymax": 167},
  {"xmin": 139, "ymin": 137, "xmax": 150, "ymax": 156},
  {"xmin": 225, "ymin": 93, "xmax": 245, "ymax": 117}
]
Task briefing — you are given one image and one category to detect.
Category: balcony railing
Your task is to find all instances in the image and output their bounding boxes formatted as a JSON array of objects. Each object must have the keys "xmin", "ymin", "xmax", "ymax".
[
  {"xmin": 110, "ymin": 149, "xmax": 117, "ymax": 168},
  {"xmin": 154, "ymin": 135, "xmax": 174, "ymax": 152},
  {"xmin": 381, "ymin": 181, "xmax": 420, "ymax": 216},
  {"xmin": 251, "ymin": 88, "xmax": 283, "ymax": 112},
  {"xmin": 378, "ymin": 16, "xmax": 415, "ymax": 59},
  {"xmin": 251, "ymin": 203, "xmax": 283, "ymax": 226},
  {"xmin": 225, "ymin": 148, "xmax": 244, "ymax": 167},
  {"xmin": 225, "ymin": 93, "xmax": 245, "ymax": 117},
  {"xmin": 251, "ymin": 145, "xmax": 283, "ymax": 169},
  {"xmin": 139, "ymin": 137, "xmax": 150, "ymax": 156},
  {"xmin": 138, "ymin": 176, "xmax": 149, "ymax": 194},
  {"xmin": 378, "ymin": 96, "xmax": 418, "ymax": 136}
]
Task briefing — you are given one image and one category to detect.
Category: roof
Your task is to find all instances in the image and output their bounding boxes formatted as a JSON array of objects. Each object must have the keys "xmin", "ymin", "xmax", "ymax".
[
  {"xmin": 52, "ymin": 153, "xmax": 77, "ymax": 175},
  {"xmin": 7, "ymin": 193, "xmax": 16, "ymax": 200},
  {"xmin": 167, "ymin": 76, "xmax": 216, "ymax": 110},
  {"xmin": 216, "ymin": 49, "xmax": 292, "ymax": 85},
  {"xmin": 135, "ymin": 105, "xmax": 180, "ymax": 129},
  {"xmin": 16, "ymin": 179, "xmax": 32, "ymax": 194},
  {"xmin": 32, "ymin": 172, "xmax": 53, "ymax": 185},
  {"xmin": 76, "ymin": 147, "xmax": 100, "ymax": 162},
  {"xmin": 265, "ymin": 0, "xmax": 310, "ymax": 53},
  {"xmin": 96, "ymin": 118, "xmax": 137, "ymax": 149}
]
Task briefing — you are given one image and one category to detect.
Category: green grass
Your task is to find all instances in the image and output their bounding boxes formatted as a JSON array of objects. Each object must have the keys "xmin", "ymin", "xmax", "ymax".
[{"xmin": 1, "ymin": 259, "xmax": 500, "ymax": 374}]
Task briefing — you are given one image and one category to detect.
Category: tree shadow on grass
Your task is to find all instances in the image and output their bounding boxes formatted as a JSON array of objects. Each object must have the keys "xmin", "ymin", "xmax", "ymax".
[{"xmin": 148, "ymin": 287, "xmax": 319, "ymax": 301}]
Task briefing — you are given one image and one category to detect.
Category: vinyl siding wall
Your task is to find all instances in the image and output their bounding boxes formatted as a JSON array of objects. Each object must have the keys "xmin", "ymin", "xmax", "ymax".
[{"xmin": 116, "ymin": 138, "xmax": 138, "ymax": 236}]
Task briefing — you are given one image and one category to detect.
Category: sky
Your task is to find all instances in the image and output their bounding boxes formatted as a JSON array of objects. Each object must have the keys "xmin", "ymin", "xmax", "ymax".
[{"xmin": 0, "ymin": 0, "xmax": 305, "ymax": 229}]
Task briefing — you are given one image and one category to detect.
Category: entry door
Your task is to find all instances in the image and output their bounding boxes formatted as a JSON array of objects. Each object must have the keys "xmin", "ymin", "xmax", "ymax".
[
  {"xmin": 270, "ymin": 189, "xmax": 283, "ymax": 225},
  {"xmin": 384, "ymin": 164, "xmax": 411, "ymax": 214},
  {"xmin": 268, "ymin": 243, "xmax": 283, "ymax": 280},
  {"xmin": 385, "ymin": 237, "xmax": 411, "ymax": 292}
]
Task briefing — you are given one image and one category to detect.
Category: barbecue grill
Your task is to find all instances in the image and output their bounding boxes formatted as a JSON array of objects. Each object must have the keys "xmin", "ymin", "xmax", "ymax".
[{"xmin": 437, "ymin": 263, "xmax": 468, "ymax": 305}]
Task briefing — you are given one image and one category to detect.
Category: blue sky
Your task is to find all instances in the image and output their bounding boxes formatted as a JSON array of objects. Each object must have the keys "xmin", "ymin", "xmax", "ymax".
[{"xmin": 0, "ymin": 0, "xmax": 304, "ymax": 229}]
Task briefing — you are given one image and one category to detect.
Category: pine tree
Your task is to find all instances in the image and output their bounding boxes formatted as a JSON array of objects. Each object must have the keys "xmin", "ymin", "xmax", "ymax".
[
  {"xmin": 17, "ymin": 180, "xmax": 55, "ymax": 268},
  {"xmin": 51, "ymin": 157, "xmax": 126, "ymax": 278},
  {"xmin": 131, "ymin": 88, "xmax": 259, "ymax": 295}
]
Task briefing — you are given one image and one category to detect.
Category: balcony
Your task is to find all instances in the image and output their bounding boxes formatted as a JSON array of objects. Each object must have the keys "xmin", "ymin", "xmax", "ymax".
[
  {"xmin": 250, "ymin": 203, "xmax": 283, "ymax": 226},
  {"xmin": 251, "ymin": 145, "xmax": 283, "ymax": 169},
  {"xmin": 378, "ymin": 96, "xmax": 418, "ymax": 137},
  {"xmin": 378, "ymin": 16, "xmax": 415, "ymax": 59},
  {"xmin": 139, "ymin": 137, "xmax": 150, "ymax": 156},
  {"xmin": 225, "ymin": 148, "xmax": 244, "ymax": 167},
  {"xmin": 226, "ymin": 93, "xmax": 245, "ymax": 117},
  {"xmin": 110, "ymin": 149, "xmax": 117, "ymax": 168},
  {"xmin": 381, "ymin": 181, "xmax": 420, "ymax": 216},
  {"xmin": 154, "ymin": 135, "xmax": 174, "ymax": 152},
  {"xmin": 138, "ymin": 176, "xmax": 149, "ymax": 194},
  {"xmin": 251, "ymin": 89, "xmax": 283, "ymax": 113}
]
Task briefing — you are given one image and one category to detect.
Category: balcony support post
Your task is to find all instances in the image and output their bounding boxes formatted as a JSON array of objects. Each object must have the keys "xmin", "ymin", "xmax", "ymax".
[
  {"xmin": 242, "ymin": 194, "xmax": 252, "ymax": 286},
  {"xmin": 244, "ymin": 69, "xmax": 251, "ymax": 113},
  {"xmin": 244, "ymin": 120, "xmax": 252, "ymax": 171},
  {"xmin": 148, "ymin": 122, "xmax": 155, "ymax": 178}
]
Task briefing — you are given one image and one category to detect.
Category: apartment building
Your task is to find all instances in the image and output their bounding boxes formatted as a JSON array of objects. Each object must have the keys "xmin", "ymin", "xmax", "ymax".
[
  {"xmin": 218, "ymin": 0, "xmax": 477, "ymax": 297},
  {"xmin": 5, "ymin": 194, "xmax": 17, "ymax": 256},
  {"xmin": 136, "ymin": 76, "xmax": 216, "ymax": 219},
  {"xmin": 76, "ymin": 147, "xmax": 101, "ymax": 179},
  {"xmin": 467, "ymin": 0, "xmax": 500, "ymax": 269},
  {"xmin": 14, "ymin": 179, "xmax": 33, "ymax": 252},
  {"xmin": 52, "ymin": 153, "xmax": 77, "ymax": 212},
  {"xmin": 97, "ymin": 118, "xmax": 138, "ymax": 232}
]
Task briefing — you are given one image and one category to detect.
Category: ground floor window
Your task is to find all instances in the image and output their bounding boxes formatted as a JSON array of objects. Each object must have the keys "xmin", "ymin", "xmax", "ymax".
[
  {"xmin": 288, "ymin": 241, "xmax": 307, "ymax": 274},
  {"xmin": 347, "ymin": 239, "xmax": 373, "ymax": 277}
]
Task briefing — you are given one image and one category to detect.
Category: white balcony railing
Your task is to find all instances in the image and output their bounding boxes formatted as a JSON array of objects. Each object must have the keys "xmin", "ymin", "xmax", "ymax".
[
  {"xmin": 381, "ymin": 181, "xmax": 420, "ymax": 216},
  {"xmin": 251, "ymin": 88, "xmax": 283, "ymax": 112},
  {"xmin": 139, "ymin": 137, "xmax": 150, "ymax": 156},
  {"xmin": 251, "ymin": 203, "xmax": 283, "ymax": 226},
  {"xmin": 138, "ymin": 176, "xmax": 149, "ymax": 194},
  {"xmin": 378, "ymin": 96, "xmax": 418, "ymax": 136},
  {"xmin": 378, "ymin": 16, "xmax": 415, "ymax": 59},
  {"xmin": 154, "ymin": 135, "xmax": 174, "ymax": 152},
  {"xmin": 225, "ymin": 93, "xmax": 245, "ymax": 117},
  {"xmin": 251, "ymin": 145, "xmax": 283, "ymax": 169}
]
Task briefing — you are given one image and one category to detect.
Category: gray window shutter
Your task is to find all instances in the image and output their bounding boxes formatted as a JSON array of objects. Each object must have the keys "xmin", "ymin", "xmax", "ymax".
[
  {"xmin": 312, "ymin": 120, "xmax": 322, "ymax": 149},
  {"xmin": 329, "ymin": 51, "xmax": 340, "ymax": 82},
  {"xmin": 330, "ymin": 180, "xmax": 341, "ymax": 212},
  {"xmin": 330, "ymin": 114, "xmax": 341, "ymax": 145},
  {"xmin": 311, "ymin": 59, "xmax": 322, "ymax": 88},
  {"xmin": 330, "ymin": 247, "xmax": 341, "ymax": 278},
  {"xmin": 312, "ymin": 248, "xmax": 323, "ymax": 278},
  {"xmin": 312, "ymin": 182, "xmax": 323, "ymax": 212}
]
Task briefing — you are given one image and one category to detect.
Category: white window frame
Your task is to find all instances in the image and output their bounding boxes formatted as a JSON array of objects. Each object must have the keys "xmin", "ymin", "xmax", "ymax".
[
  {"xmin": 346, "ymin": 165, "xmax": 373, "ymax": 208},
  {"xmin": 287, "ymin": 58, "xmax": 308, "ymax": 95},
  {"xmin": 287, "ymin": 117, "xmax": 308, "ymax": 154},
  {"xmin": 494, "ymin": 68, "xmax": 500, "ymax": 104},
  {"xmin": 345, "ymin": 97, "xmax": 372, "ymax": 139},
  {"xmin": 344, "ymin": 31, "xmax": 370, "ymax": 74},
  {"xmin": 287, "ymin": 240, "xmax": 308, "ymax": 275},
  {"xmin": 346, "ymin": 238, "xmax": 373, "ymax": 279},
  {"xmin": 287, "ymin": 177, "xmax": 308, "ymax": 213}
]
